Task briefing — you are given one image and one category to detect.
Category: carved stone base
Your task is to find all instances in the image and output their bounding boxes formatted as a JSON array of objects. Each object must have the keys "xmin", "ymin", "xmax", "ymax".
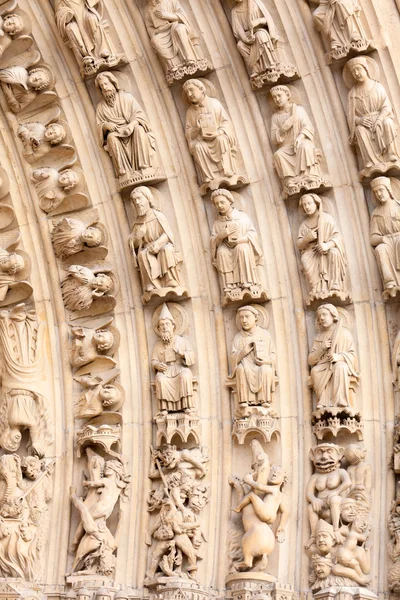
[
  {"xmin": 313, "ymin": 586, "xmax": 377, "ymax": 600},
  {"xmin": 221, "ymin": 285, "xmax": 270, "ymax": 307},
  {"xmin": 142, "ymin": 285, "xmax": 189, "ymax": 305},
  {"xmin": 327, "ymin": 40, "xmax": 374, "ymax": 63},
  {"xmin": 359, "ymin": 160, "xmax": 400, "ymax": 181},
  {"xmin": 199, "ymin": 174, "xmax": 248, "ymax": 196},
  {"xmin": 165, "ymin": 59, "xmax": 213, "ymax": 85},
  {"xmin": 145, "ymin": 577, "xmax": 210, "ymax": 600},
  {"xmin": 66, "ymin": 575, "xmax": 118, "ymax": 589},
  {"xmin": 76, "ymin": 412, "xmax": 122, "ymax": 457},
  {"xmin": 225, "ymin": 573, "xmax": 294, "ymax": 600},
  {"xmin": 313, "ymin": 414, "xmax": 364, "ymax": 441},
  {"xmin": 232, "ymin": 407, "xmax": 280, "ymax": 445},
  {"xmin": 155, "ymin": 411, "xmax": 201, "ymax": 446},
  {"xmin": 282, "ymin": 175, "xmax": 331, "ymax": 198},
  {"xmin": 81, "ymin": 54, "xmax": 128, "ymax": 78},
  {"xmin": 0, "ymin": 580, "xmax": 46, "ymax": 600},
  {"xmin": 117, "ymin": 168, "xmax": 166, "ymax": 191},
  {"xmin": 250, "ymin": 64, "xmax": 298, "ymax": 89},
  {"xmin": 306, "ymin": 290, "xmax": 352, "ymax": 309}
]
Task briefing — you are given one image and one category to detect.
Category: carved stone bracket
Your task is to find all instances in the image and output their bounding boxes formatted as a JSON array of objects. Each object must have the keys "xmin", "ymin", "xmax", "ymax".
[
  {"xmin": 76, "ymin": 413, "xmax": 122, "ymax": 457},
  {"xmin": 312, "ymin": 414, "xmax": 364, "ymax": 441},
  {"xmin": 313, "ymin": 588, "xmax": 377, "ymax": 600},
  {"xmin": 225, "ymin": 573, "xmax": 294, "ymax": 600},
  {"xmin": 146, "ymin": 580, "xmax": 210, "ymax": 600},
  {"xmin": 154, "ymin": 411, "xmax": 200, "ymax": 447},
  {"xmin": 232, "ymin": 407, "xmax": 280, "ymax": 445}
]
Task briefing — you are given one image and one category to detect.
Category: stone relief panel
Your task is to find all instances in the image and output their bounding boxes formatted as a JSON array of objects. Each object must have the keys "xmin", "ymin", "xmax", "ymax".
[
  {"xmin": 343, "ymin": 55, "xmax": 400, "ymax": 180},
  {"xmin": 53, "ymin": 0, "xmax": 128, "ymax": 78},
  {"xmin": 228, "ymin": 0, "xmax": 298, "ymax": 89},
  {"xmin": 143, "ymin": 0, "xmax": 212, "ymax": 85}
]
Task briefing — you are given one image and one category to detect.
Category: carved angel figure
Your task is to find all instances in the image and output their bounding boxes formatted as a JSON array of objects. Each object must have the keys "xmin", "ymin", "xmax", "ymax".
[
  {"xmin": 229, "ymin": 439, "xmax": 288, "ymax": 572},
  {"xmin": 228, "ymin": 306, "xmax": 277, "ymax": 417},
  {"xmin": 310, "ymin": 0, "xmax": 370, "ymax": 60},
  {"xmin": 17, "ymin": 121, "xmax": 67, "ymax": 163},
  {"xmin": 308, "ymin": 304, "xmax": 359, "ymax": 411},
  {"xmin": 31, "ymin": 167, "xmax": 81, "ymax": 213},
  {"xmin": 129, "ymin": 187, "xmax": 185, "ymax": 302},
  {"xmin": 55, "ymin": 0, "xmax": 126, "ymax": 76},
  {"xmin": 152, "ymin": 303, "xmax": 195, "ymax": 415},
  {"xmin": 69, "ymin": 449, "xmax": 129, "ymax": 576},
  {"xmin": 0, "ymin": 229, "xmax": 32, "ymax": 307},
  {"xmin": 0, "ymin": 454, "xmax": 54, "ymax": 581},
  {"xmin": 344, "ymin": 56, "xmax": 400, "ymax": 178},
  {"xmin": 210, "ymin": 189, "xmax": 267, "ymax": 305},
  {"xmin": 231, "ymin": 0, "xmax": 297, "ymax": 88},
  {"xmin": 0, "ymin": 303, "xmax": 52, "ymax": 457},
  {"xmin": 270, "ymin": 85, "xmax": 326, "ymax": 196},
  {"xmin": 297, "ymin": 194, "xmax": 349, "ymax": 304},
  {"xmin": 95, "ymin": 72, "xmax": 162, "ymax": 189},
  {"xmin": 52, "ymin": 216, "xmax": 104, "ymax": 261},
  {"xmin": 183, "ymin": 79, "xmax": 245, "ymax": 194},
  {"xmin": 61, "ymin": 264, "xmax": 115, "ymax": 313},
  {"xmin": 69, "ymin": 324, "xmax": 116, "ymax": 371},
  {"xmin": 144, "ymin": 0, "xmax": 210, "ymax": 84},
  {"xmin": 145, "ymin": 444, "xmax": 209, "ymax": 585},
  {"xmin": 0, "ymin": 13, "xmax": 25, "ymax": 59},
  {"xmin": 74, "ymin": 370, "xmax": 123, "ymax": 419},
  {"xmin": 0, "ymin": 62, "xmax": 55, "ymax": 114}
]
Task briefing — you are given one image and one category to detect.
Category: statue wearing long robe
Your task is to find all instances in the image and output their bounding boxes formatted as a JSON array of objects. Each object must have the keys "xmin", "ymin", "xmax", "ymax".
[
  {"xmin": 309, "ymin": 320, "xmax": 359, "ymax": 409},
  {"xmin": 211, "ymin": 207, "xmax": 263, "ymax": 291},
  {"xmin": 298, "ymin": 210, "xmax": 347, "ymax": 296},
  {"xmin": 232, "ymin": 0, "xmax": 279, "ymax": 76},
  {"xmin": 312, "ymin": 0, "xmax": 368, "ymax": 52},
  {"xmin": 185, "ymin": 95, "xmax": 237, "ymax": 184},
  {"xmin": 96, "ymin": 90, "xmax": 156, "ymax": 177},
  {"xmin": 152, "ymin": 335, "xmax": 195, "ymax": 412},
  {"xmin": 370, "ymin": 195, "xmax": 400, "ymax": 289},
  {"xmin": 348, "ymin": 80, "xmax": 399, "ymax": 168},
  {"xmin": 271, "ymin": 102, "xmax": 322, "ymax": 184},
  {"xmin": 229, "ymin": 325, "xmax": 277, "ymax": 407}
]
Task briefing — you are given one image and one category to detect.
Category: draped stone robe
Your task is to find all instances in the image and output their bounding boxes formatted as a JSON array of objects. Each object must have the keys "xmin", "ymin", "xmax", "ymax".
[
  {"xmin": 313, "ymin": 0, "xmax": 368, "ymax": 51},
  {"xmin": 370, "ymin": 198, "xmax": 400, "ymax": 288},
  {"xmin": 152, "ymin": 335, "xmax": 195, "ymax": 411}
]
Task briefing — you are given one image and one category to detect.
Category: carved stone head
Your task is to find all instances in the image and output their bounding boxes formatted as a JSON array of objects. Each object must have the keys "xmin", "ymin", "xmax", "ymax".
[{"xmin": 310, "ymin": 443, "xmax": 344, "ymax": 473}]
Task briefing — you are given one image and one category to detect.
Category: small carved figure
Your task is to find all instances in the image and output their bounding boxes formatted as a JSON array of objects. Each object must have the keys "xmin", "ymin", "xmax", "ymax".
[
  {"xmin": 310, "ymin": 0, "xmax": 371, "ymax": 61},
  {"xmin": 95, "ymin": 72, "xmax": 163, "ymax": 189},
  {"xmin": 61, "ymin": 264, "xmax": 115, "ymax": 314},
  {"xmin": 74, "ymin": 370, "xmax": 123, "ymax": 419},
  {"xmin": 308, "ymin": 304, "xmax": 359, "ymax": 412},
  {"xmin": 52, "ymin": 216, "xmax": 105, "ymax": 262},
  {"xmin": 55, "ymin": 0, "xmax": 126, "ymax": 76},
  {"xmin": 306, "ymin": 443, "xmax": 352, "ymax": 545},
  {"xmin": 17, "ymin": 120, "xmax": 71, "ymax": 165},
  {"xmin": 69, "ymin": 449, "xmax": 129, "ymax": 576},
  {"xmin": 144, "ymin": 0, "xmax": 211, "ymax": 84},
  {"xmin": 0, "ymin": 303, "xmax": 52, "ymax": 457},
  {"xmin": 297, "ymin": 194, "xmax": 349, "ymax": 305},
  {"xmin": 344, "ymin": 56, "xmax": 400, "ymax": 178},
  {"xmin": 146, "ymin": 444, "xmax": 209, "ymax": 584},
  {"xmin": 0, "ymin": 13, "xmax": 26, "ymax": 60},
  {"xmin": 229, "ymin": 439, "xmax": 288, "ymax": 572},
  {"xmin": 31, "ymin": 167, "xmax": 84, "ymax": 213},
  {"xmin": 210, "ymin": 189, "xmax": 267, "ymax": 305},
  {"xmin": 0, "ymin": 230, "xmax": 32, "ymax": 307},
  {"xmin": 183, "ymin": 79, "xmax": 246, "ymax": 194},
  {"xmin": 231, "ymin": 0, "xmax": 297, "ymax": 88},
  {"xmin": 270, "ymin": 85, "xmax": 327, "ymax": 196},
  {"xmin": 151, "ymin": 303, "xmax": 195, "ymax": 415},
  {"xmin": 370, "ymin": 177, "xmax": 400, "ymax": 300},
  {"xmin": 69, "ymin": 322, "xmax": 117, "ymax": 370},
  {"xmin": 344, "ymin": 444, "xmax": 371, "ymax": 509},
  {"xmin": 0, "ymin": 63, "xmax": 55, "ymax": 114},
  {"xmin": 228, "ymin": 306, "xmax": 277, "ymax": 417},
  {"xmin": 129, "ymin": 186, "xmax": 186, "ymax": 303}
]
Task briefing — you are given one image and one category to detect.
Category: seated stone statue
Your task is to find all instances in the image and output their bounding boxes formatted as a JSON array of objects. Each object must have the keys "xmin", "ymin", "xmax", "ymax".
[
  {"xmin": 231, "ymin": 0, "xmax": 297, "ymax": 88},
  {"xmin": 308, "ymin": 304, "xmax": 359, "ymax": 411},
  {"xmin": 144, "ymin": 0, "xmax": 210, "ymax": 84},
  {"xmin": 297, "ymin": 193, "xmax": 349, "ymax": 304},
  {"xmin": 129, "ymin": 186, "xmax": 186, "ymax": 302},
  {"xmin": 210, "ymin": 189, "xmax": 267, "ymax": 305},
  {"xmin": 344, "ymin": 56, "xmax": 400, "ymax": 178},
  {"xmin": 183, "ymin": 79, "xmax": 245, "ymax": 194},
  {"xmin": 369, "ymin": 177, "xmax": 400, "ymax": 300},
  {"xmin": 228, "ymin": 305, "xmax": 277, "ymax": 418},
  {"xmin": 151, "ymin": 303, "xmax": 195, "ymax": 415},
  {"xmin": 270, "ymin": 85, "xmax": 326, "ymax": 196}
]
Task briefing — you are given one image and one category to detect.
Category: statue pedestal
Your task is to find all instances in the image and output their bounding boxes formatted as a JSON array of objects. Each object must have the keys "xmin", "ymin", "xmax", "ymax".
[
  {"xmin": 225, "ymin": 574, "xmax": 294, "ymax": 600},
  {"xmin": 154, "ymin": 411, "xmax": 200, "ymax": 446},
  {"xmin": 145, "ymin": 578, "xmax": 210, "ymax": 600},
  {"xmin": 313, "ymin": 587, "xmax": 377, "ymax": 600},
  {"xmin": 232, "ymin": 408, "xmax": 280, "ymax": 445}
]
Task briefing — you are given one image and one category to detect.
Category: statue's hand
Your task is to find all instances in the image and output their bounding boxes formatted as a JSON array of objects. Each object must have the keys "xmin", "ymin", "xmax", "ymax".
[
  {"xmin": 243, "ymin": 472, "xmax": 254, "ymax": 485},
  {"xmin": 155, "ymin": 361, "xmax": 168, "ymax": 373},
  {"xmin": 311, "ymin": 498, "xmax": 324, "ymax": 513},
  {"xmin": 361, "ymin": 116, "xmax": 373, "ymax": 128}
]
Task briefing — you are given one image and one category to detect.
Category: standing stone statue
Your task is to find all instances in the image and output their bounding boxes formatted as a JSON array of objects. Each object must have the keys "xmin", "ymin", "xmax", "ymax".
[
  {"xmin": 129, "ymin": 186, "xmax": 187, "ymax": 303},
  {"xmin": 228, "ymin": 306, "xmax": 277, "ymax": 418},
  {"xmin": 369, "ymin": 176, "xmax": 400, "ymax": 300},
  {"xmin": 308, "ymin": 304, "xmax": 359, "ymax": 412},
  {"xmin": 270, "ymin": 85, "xmax": 327, "ymax": 196},
  {"xmin": 344, "ymin": 56, "xmax": 400, "ymax": 178},
  {"xmin": 95, "ymin": 71, "xmax": 163, "ymax": 190},
  {"xmin": 151, "ymin": 303, "xmax": 196, "ymax": 415},
  {"xmin": 54, "ymin": 0, "xmax": 126, "ymax": 77},
  {"xmin": 309, "ymin": 0, "xmax": 371, "ymax": 61},
  {"xmin": 144, "ymin": 0, "xmax": 211, "ymax": 85},
  {"xmin": 210, "ymin": 189, "xmax": 267, "ymax": 305},
  {"xmin": 231, "ymin": 0, "xmax": 297, "ymax": 88},
  {"xmin": 297, "ymin": 193, "xmax": 349, "ymax": 305},
  {"xmin": 183, "ymin": 79, "xmax": 246, "ymax": 194}
]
